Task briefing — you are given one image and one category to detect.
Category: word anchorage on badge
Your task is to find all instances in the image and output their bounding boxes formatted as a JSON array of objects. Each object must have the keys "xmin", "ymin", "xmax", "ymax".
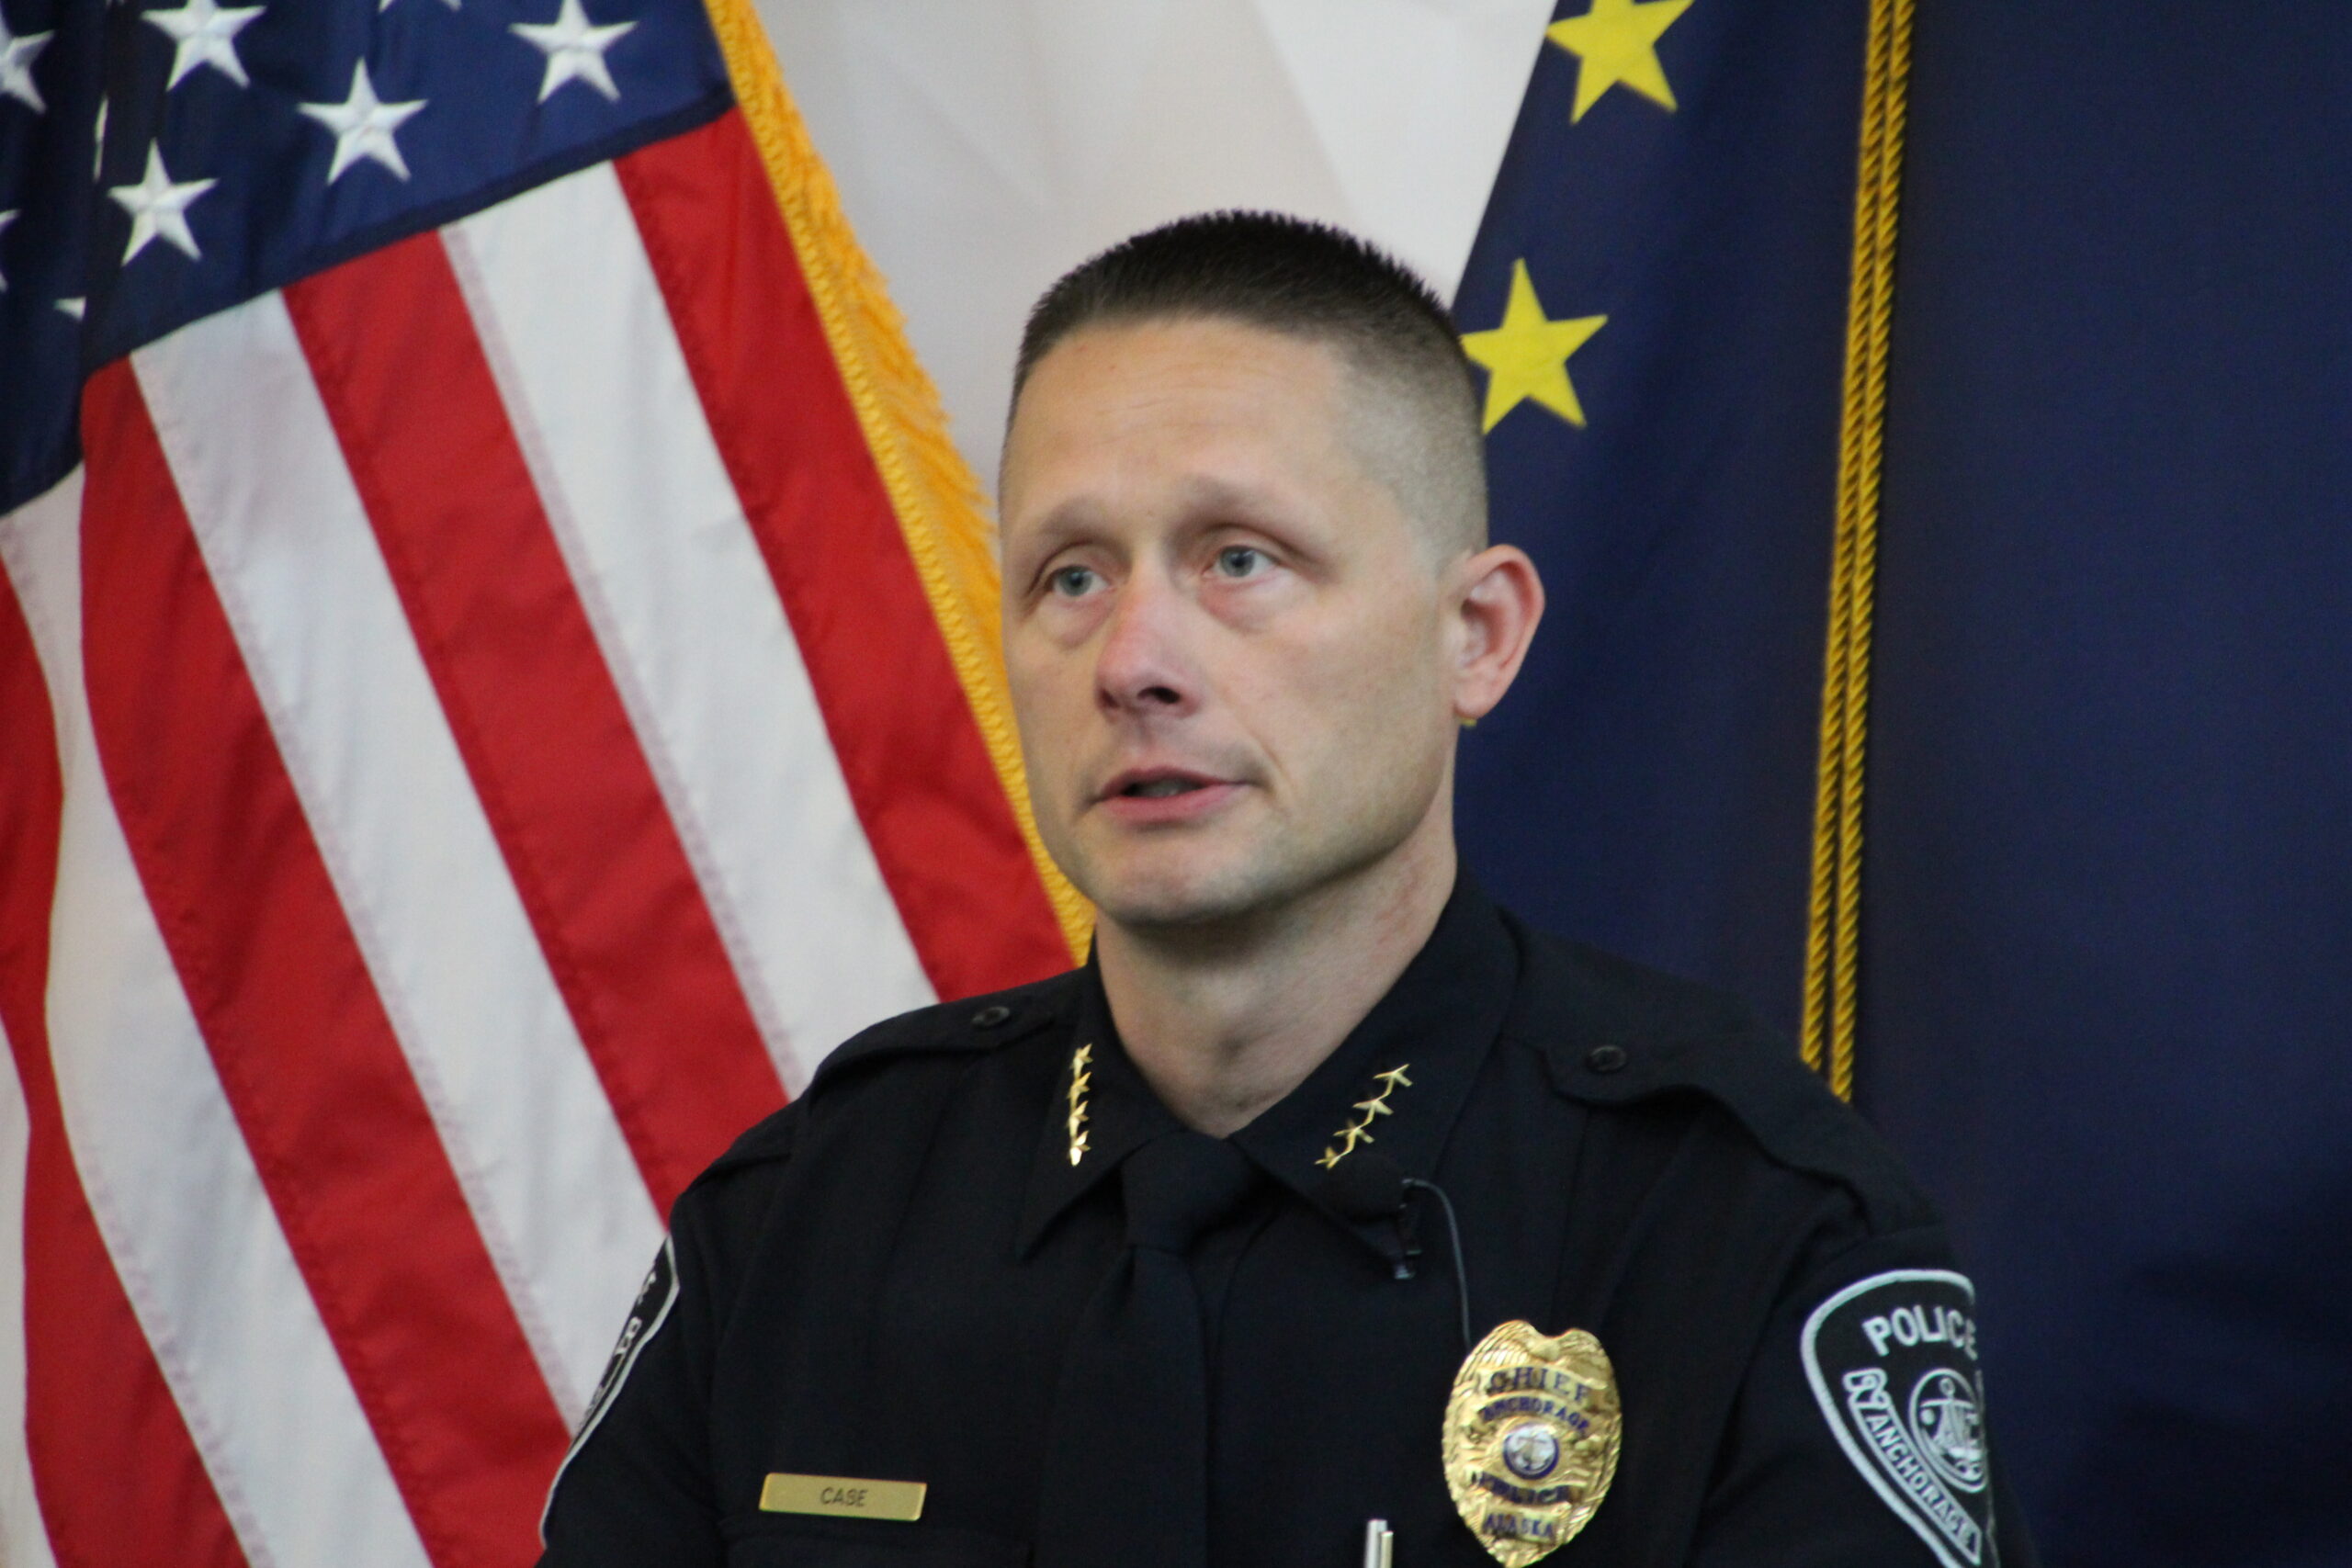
[{"xmin": 1442, "ymin": 1320, "xmax": 1622, "ymax": 1566}]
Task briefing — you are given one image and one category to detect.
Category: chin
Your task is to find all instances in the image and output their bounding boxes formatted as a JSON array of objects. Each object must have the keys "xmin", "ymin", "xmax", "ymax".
[
  {"xmin": 1050, "ymin": 782, "xmax": 1442, "ymax": 936},
  {"xmin": 1095, "ymin": 885, "xmax": 1267, "ymax": 932},
  {"xmin": 1066, "ymin": 841, "xmax": 1289, "ymax": 931},
  {"xmin": 1079, "ymin": 832, "xmax": 1396, "ymax": 935},
  {"xmin": 1083, "ymin": 869, "xmax": 1260, "ymax": 931}
]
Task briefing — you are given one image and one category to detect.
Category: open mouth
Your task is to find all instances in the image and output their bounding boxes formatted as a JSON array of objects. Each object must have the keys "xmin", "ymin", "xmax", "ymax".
[
  {"xmin": 1123, "ymin": 777, "xmax": 1206, "ymax": 799},
  {"xmin": 1102, "ymin": 768, "xmax": 1227, "ymax": 804}
]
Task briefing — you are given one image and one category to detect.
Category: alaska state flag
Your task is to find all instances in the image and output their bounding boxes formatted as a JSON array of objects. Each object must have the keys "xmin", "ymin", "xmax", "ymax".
[
  {"xmin": 1452, "ymin": 0, "xmax": 1864, "ymax": 1030},
  {"xmin": 1453, "ymin": 4, "xmax": 2352, "ymax": 1565}
]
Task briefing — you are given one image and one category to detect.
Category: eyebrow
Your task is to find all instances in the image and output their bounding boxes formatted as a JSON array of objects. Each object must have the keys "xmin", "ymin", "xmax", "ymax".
[
  {"xmin": 1025, "ymin": 474, "xmax": 1294, "ymax": 542},
  {"xmin": 1172, "ymin": 474, "xmax": 1291, "ymax": 527},
  {"xmin": 1019, "ymin": 497, "xmax": 1109, "ymax": 556}
]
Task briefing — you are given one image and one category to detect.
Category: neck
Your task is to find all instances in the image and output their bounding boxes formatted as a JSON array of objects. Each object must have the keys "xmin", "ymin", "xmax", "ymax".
[{"xmin": 1094, "ymin": 819, "xmax": 1457, "ymax": 1137}]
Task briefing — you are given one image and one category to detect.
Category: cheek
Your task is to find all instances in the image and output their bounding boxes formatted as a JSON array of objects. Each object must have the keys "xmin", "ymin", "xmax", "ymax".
[
  {"xmin": 1006, "ymin": 618, "xmax": 1084, "ymax": 706},
  {"xmin": 1003, "ymin": 641, "xmax": 1069, "ymax": 761},
  {"xmin": 1241, "ymin": 602, "xmax": 1446, "ymax": 761},
  {"xmin": 1004, "ymin": 634, "xmax": 1107, "ymax": 805}
]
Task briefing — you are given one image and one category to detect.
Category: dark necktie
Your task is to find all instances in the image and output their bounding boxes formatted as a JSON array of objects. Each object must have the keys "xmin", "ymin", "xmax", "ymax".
[{"xmin": 1035, "ymin": 1128, "xmax": 1261, "ymax": 1568}]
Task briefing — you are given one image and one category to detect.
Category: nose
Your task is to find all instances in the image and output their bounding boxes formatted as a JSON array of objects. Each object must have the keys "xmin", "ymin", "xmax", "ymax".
[{"xmin": 1093, "ymin": 570, "xmax": 1196, "ymax": 718}]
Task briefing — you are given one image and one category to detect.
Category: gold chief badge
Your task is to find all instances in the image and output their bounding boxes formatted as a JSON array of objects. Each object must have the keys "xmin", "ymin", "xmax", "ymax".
[{"xmin": 1442, "ymin": 1321, "xmax": 1623, "ymax": 1565}]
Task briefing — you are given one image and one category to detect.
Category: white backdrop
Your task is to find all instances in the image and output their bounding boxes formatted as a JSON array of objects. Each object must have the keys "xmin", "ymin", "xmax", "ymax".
[{"xmin": 756, "ymin": 0, "xmax": 1557, "ymax": 487}]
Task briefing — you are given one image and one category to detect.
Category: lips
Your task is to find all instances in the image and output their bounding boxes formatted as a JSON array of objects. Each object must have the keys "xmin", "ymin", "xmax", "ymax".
[
  {"xmin": 1092, "ymin": 765, "xmax": 1244, "ymax": 824},
  {"xmin": 1100, "ymin": 766, "xmax": 1226, "ymax": 802}
]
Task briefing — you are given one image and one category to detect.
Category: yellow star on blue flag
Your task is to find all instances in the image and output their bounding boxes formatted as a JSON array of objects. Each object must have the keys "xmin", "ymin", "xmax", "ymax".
[
  {"xmin": 1546, "ymin": 0, "xmax": 1694, "ymax": 121},
  {"xmin": 1459, "ymin": 260, "xmax": 1607, "ymax": 432}
]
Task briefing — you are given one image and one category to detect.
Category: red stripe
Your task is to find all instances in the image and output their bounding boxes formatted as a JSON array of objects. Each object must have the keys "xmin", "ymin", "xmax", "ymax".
[
  {"xmin": 283, "ymin": 236, "xmax": 784, "ymax": 1211},
  {"xmin": 78, "ymin": 367, "xmax": 569, "ymax": 1568},
  {"xmin": 616, "ymin": 113, "xmax": 1072, "ymax": 1003},
  {"xmin": 0, "ymin": 551, "xmax": 249, "ymax": 1568}
]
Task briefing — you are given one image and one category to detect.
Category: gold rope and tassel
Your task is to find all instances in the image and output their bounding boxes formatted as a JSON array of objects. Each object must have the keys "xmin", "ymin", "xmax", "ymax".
[
  {"xmin": 1801, "ymin": 0, "xmax": 1916, "ymax": 1100},
  {"xmin": 700, "ymin": 0, "xmax": 1093, "ymax": 964}
]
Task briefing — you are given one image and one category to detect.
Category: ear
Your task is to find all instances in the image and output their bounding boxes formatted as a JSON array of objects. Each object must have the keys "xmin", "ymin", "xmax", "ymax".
[{"xmin": 1447, "ymin": 545, "xmax": 1544, "ymax": 723}]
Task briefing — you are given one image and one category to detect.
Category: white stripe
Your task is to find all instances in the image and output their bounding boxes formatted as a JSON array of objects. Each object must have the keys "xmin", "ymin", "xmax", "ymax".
[
  {"xmin": 0, "ymin": 469, "xmax": 430, "ymax": 1568},
  {"xmin": 0, "ymin": 481, "xmax": 72, "ymax": 1568},
  {"xmin": 0, "ymin": 1005, "xmax": 60, "ymax": 1568},
  {"xmin": 131, "ymin": 295, "xmax": 662, "ymax": 1422},
  {"xmin": 447, "ymin": 164, "xmax": 936, "ymax": 1094}
]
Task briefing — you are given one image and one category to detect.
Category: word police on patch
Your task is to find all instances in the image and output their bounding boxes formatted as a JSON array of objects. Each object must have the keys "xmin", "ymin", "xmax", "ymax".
[{"xmin": 1801, "ymin": 1269, "xmax": 2000, "ymax": 1568}]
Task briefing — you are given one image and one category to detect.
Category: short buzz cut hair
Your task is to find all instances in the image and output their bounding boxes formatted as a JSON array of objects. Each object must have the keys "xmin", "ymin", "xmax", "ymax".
[{"xmin": 1011, "ymin": 211, "xmax": 1488, "ymax": 558}]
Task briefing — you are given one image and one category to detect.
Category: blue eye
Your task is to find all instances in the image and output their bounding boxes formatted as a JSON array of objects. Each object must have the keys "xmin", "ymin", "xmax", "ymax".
[
  {"xmin": 1215, "ymin": 546, "xmax": 1268, "ymax": 578},
  {"xmin": 1047, "ymin": 565, "xmax": 1100, "ymax": 598}
]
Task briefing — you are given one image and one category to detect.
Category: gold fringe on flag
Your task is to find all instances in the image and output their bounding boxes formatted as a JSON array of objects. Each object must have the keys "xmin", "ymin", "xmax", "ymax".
[
  {"xmin": 699, "ymin": 0, "xmax": 1092, "ymax": 964},
  {"xmin": 1801, "ymin": 0, "xmax": 1916, "ymax": 1100}
]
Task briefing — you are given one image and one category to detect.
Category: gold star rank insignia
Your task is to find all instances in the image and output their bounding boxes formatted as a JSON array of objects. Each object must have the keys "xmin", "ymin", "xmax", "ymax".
[
  {"xmin": 1459, "ymin": 261, "xmax": 1606, "ymax": 434},
  {"xmin": 1066, "ymin": 1043, "xmax": 1092, "ymax": 1166},
  {"xmin": 1545, "ymin": 0, "xmax": 1694, "ymax": 121},
  {"xmin": 1318, "ymin": 1064, "xmax": 1413, "ymax": 1169}
]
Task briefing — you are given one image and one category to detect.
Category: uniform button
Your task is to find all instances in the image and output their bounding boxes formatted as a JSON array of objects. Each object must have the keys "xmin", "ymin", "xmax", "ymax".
[
  {"xmin": 1584, "ymin": 1043, "xmax": 1628, "ymax": 1074},
  {"xmin": 971, "ymin": 1004, "xmax": 1013, "ymax": 1029}
]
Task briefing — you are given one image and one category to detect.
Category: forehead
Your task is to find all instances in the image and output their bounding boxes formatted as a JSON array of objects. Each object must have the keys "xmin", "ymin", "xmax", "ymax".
[
  {"xmin": 1016, "ymin": 314, "xmax": 1349, "ymax": 426},
  {"xmin": 1001, "ymin": 319, "xmax": 1361, "ymax": 513}
]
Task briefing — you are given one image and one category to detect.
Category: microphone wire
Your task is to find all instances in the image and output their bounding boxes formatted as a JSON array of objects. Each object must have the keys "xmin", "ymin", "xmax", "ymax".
[{"xmin": 1402, "ymin": 1177, "xmax": 1473, "ymax": 1354}]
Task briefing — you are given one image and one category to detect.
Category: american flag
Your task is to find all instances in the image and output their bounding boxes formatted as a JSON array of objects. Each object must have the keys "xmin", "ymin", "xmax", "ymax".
[{"xmin": 0, "ymin": 0, "xmax": 1082, "ymax": 1561}]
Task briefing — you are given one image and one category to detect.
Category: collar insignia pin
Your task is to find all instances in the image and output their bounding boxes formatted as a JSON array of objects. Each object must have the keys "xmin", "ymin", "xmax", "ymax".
[
  {"xmin": 1442, "ymin": 1320, "xmax": 1622, "ymax": 1565},
  {"xmin": 1318, "ymin": 1064, "xmax": 1411, "ymax": 1169},
  {"xmin": 1065, "ymin": 1043, "xmax": 1091, "ymax": 1167}
]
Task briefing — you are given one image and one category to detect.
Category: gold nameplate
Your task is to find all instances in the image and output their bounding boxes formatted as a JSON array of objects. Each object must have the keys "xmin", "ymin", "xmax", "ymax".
[
  {"xmin": 1442, "ymin": 1321, "xmax": 1622, "ymax": 1566},
  {"xmin": 760, "ymin": 1473, "xmax": 927, "ymax": 1522}
]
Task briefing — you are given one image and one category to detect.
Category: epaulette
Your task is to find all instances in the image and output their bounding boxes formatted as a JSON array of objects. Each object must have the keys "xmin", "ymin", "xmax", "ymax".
[
  {"xmin": 1504, "ymin": 915, "xmax": 1933, "ymax": 1232},
  {"xmin": 690, "ymin": 1100, "xmax": 804, "ymax": 1188},
  {"xmin": 801, "ymin": 968, "xmax": 1078, "ymax": 1099},
  {"xmin": 686, "ymin": 969, "xmax": 1080, "ymax": 1196}
]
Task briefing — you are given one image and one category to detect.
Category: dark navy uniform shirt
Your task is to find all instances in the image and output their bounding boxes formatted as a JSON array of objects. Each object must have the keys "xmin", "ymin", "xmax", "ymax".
[{"xmin": 539, "ymin": 880, "xmax": 2036, "ymax": 1567}]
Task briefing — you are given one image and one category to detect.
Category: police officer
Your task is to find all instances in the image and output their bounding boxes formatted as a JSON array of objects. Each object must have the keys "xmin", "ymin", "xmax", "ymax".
[{"xmin": 538, "ymin": 213, "xmax": 2036, "ymax": 1568}]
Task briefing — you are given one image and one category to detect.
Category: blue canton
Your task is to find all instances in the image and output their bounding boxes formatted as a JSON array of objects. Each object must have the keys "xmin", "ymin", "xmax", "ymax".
[{"xmin": 0, "ymin": 0, "xmax": 733, "ymax": 512}]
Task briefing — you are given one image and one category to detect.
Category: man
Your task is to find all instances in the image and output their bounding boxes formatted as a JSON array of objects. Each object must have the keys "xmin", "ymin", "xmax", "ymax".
[{"xmin": 538, "ymin": 213, "xmax": 2035, "ymax": 1568}]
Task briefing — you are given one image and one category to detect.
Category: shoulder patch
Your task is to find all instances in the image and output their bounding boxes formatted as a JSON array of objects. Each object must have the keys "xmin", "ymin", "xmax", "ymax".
[
  {"xmin": 1800, "ymin": 1269, "xmax": 2000, "ymax": 1568},
  {"xmin": 539, "ymin": 1235, "xmax": 681, "ymax": 1541}
]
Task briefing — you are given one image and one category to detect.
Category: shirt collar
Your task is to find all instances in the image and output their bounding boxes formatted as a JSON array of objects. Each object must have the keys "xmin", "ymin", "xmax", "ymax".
[
  {"xmin": 1014, "ymin": 874, "xmax": 1519, "ymax": 1261},
  {"xmin": 1013, "ymin": 967, "xmax": 1180, "ymax": 1256}
]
